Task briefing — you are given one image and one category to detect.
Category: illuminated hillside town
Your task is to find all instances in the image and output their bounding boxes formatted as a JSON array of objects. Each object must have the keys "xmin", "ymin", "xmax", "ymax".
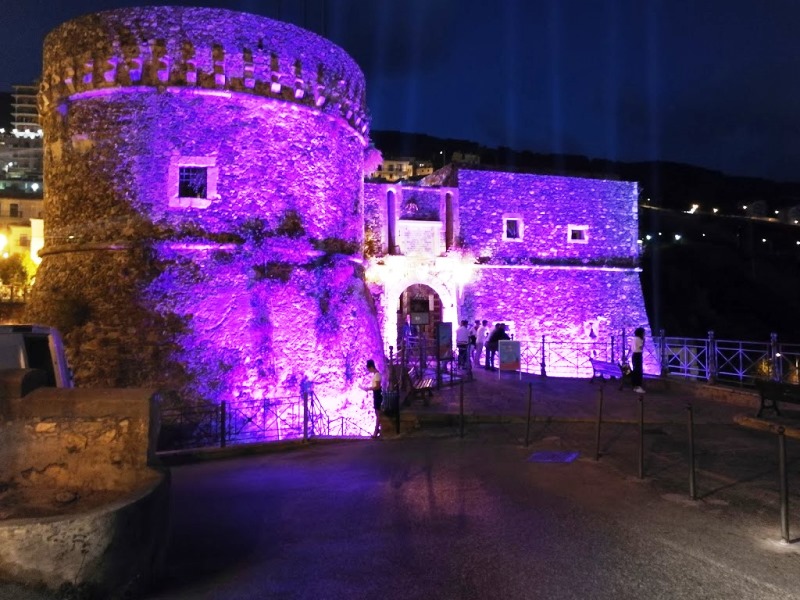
[{"xmin": 1, "ymin": 5, "xmax": 797, "ymax": 435}]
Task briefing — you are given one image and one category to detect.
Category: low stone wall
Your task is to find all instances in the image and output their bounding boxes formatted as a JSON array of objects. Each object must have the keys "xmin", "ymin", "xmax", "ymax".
[
  {"xmin": 0, "ymin": 387, "xmax": 160, "ymax": 492},
  {"xmin": 0, "ymin": 387, "xmax": 169, "ymax": 597}
]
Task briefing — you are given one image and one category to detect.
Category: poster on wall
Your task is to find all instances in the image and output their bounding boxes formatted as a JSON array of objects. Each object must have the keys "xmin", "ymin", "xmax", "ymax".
[
  {"xmin": 436, "ymin": 322, "xmax": 452, "ymax": 360},
  {"xmin": 499, "ymin": 340, "xmax": 521, "ymax": 375}
]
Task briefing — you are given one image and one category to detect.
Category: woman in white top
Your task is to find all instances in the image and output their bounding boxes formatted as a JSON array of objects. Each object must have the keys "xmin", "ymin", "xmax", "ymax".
[{"xmin": 365, "ymin": 359, "xmax": 383, "ymax": 438}]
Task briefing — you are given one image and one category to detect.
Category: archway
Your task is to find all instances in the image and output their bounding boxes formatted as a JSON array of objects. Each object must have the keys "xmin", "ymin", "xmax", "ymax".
[{"xmin": 397, "ymin": 283, "xmax": 443, "ymax": 347}]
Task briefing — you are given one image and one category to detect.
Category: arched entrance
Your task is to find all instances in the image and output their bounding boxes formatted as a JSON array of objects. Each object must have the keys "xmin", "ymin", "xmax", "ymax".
[{"xmin": 397, "ymin": 284, "xmax": 443, "ymax": 347}]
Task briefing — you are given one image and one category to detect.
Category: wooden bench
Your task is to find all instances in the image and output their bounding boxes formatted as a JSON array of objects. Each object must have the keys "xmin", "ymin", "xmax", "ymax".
[
  {"xmin": 404, "ymin": 368, "xmax": 435, "ymax": 405},
  {"xmin": 754, "ymin": 379, "xmax": 800, "ymax": 417},
  {"xmin": 589, "ymin": 358, "xmax": 628, "ymax": 390}
]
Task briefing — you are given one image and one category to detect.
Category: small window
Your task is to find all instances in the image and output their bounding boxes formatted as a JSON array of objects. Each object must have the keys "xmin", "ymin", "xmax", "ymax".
[
  {"xmin": 179, "ymin": 167, "xmax": 208, "ymax": 198},
  {"xmin": 9, "ymin": 204, "xmax": 19, "ymax": 218},
  {"xmin": 502, "ymin": 215, "xmax": 524, "ymax": 242},
  {"xmin": 506, "ymin": 220, "xmax": 519, "ymax": 238},
  {"xmin": 568, "ymin": 225, "xmax": 589, "ymax": 244},
  {"xmin": 169, "ymin": 156, "xmax": 218, "ymax": 209},
  {"xmin": 19, "ymin": 235, "xmax": 30, "ymax": 247}
]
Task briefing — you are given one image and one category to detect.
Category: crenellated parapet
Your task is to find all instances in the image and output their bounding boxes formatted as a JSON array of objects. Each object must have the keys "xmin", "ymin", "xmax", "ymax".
[{"xmin": 39, "ymin": 6, "xmax": 369, "ymax": 136}]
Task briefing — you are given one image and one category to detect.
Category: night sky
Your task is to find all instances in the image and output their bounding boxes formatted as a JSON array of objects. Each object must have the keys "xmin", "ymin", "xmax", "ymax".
[{"xmin": 1, "ymin": 0, "xmax": 798, "ymax": 181}]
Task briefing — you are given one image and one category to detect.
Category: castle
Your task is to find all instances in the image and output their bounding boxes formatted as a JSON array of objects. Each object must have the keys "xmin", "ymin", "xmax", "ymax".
[{"xmin": 25, "ymin": 6, "xmax": 653, "ymax": 437}]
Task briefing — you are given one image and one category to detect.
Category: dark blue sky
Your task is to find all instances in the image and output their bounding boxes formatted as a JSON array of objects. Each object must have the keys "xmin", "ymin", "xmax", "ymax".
[{"xmin": 1, "ymin": 0, "xmax": 798, "ymax": 181}]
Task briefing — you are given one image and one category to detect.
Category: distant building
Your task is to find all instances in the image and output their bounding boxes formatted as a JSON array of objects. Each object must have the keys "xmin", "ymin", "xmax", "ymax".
[
  {"xmin": 413, "ymin": 160, "xmax": 434, "ymax": 178},
  {"xmin": 370, "ymin": 157, "xmax": 415, "ymax": 182},
  {"xmin": 6, "ymin": 84, "xmax": 43, "ymax": 180}
]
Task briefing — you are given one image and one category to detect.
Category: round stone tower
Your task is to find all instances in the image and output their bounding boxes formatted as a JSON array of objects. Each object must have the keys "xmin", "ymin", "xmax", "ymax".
[{"xmin": 27, "ymin": 7, "xmax": 383, "ymax": 430}]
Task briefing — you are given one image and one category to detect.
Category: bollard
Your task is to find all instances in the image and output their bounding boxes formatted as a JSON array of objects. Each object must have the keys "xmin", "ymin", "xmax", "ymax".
[
  {"xmin": 687, "ymin": 404, "xmax": 696, "ymax": 500},
  {"xmin": 220, "ymin": 401, "xmax": 227, "ymax": 448},
  {"xmin": 638, "ymin": 394, "xmax": 644, "ymax": 479},
  {"xmin": 303, "ymin": 391, "xmax": 309, "ymax": 442},
  {"xmin": 525, "ymin": 382, "xmax": 533, "ymax": 447},
  {"xmin": 395, "ymin": 391, "xmax": 401, "ymax": 435},
  {"xmin": 778, "ymin": 426, "xmax": 790, "ymax": 543},
  {"xmin": 595, "ymin": 385, "xmax": 604, "ymax": 461},
  {"xmin": 459, "ymin": 379, "xmax": 465, "ymax": 438}
]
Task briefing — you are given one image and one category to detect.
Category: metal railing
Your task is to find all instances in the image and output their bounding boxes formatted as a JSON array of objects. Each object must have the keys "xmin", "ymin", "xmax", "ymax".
[
  {"xmin": 477, "ymin": 330, "xmax": 798, "ymax": 386},
  {"xmin": 158, "ymin": 330, "xmax": 799, "ymax": 451},
  {"xmin": 158, "ymin": 390, "xmax": 373, "ymax": 452},
  {"xmin": 654, "ymin": 331, "xmax": 800, "ymax": 386}
]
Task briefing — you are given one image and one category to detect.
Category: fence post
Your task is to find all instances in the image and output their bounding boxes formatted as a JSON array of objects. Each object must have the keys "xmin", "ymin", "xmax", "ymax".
[
  {"xmin": 621, "ymin": 329, "xmax": 627, "ymax": 365},
  {"xmin": 771, "ymin": 333, "xmax": 782, "ymax": 382},
  {"xmin": 303, "ymin": 390, "xmax": 309, "ymax": 442},
  {"xmin": 594, "ymin": 385, "xmax": 604, "ymax": 461},
  {"xmin": 540, "ymin": 335, "xmax": 547, "ymax": 377},
  {"xmin": 687, "ymin": 404, "xmax": 696, "ymax": 500},
  {"xmin": 220, "ymin": 401, "xmax": 227, "ymax": 448},
  {"xmin": 778, "ymin": 426, "xmax": 790, "ymax": 543},
  {"xmin": 525, "ymin": 382, "xmax": 533, "ymax": 447},
  {"xmin": 459, "ymin": 379, "xmax": 465, "ymax": 439},
  {"xmin": 707, "ymin": 330, "xmax": 717, "ymax": 384},
  {"xmin": 638, "ymin": 394, "xmax": 644, "ymax": 479},
  {"xmin": 659, "ymin": 329, "xmax": 668, "ymax": 377}
]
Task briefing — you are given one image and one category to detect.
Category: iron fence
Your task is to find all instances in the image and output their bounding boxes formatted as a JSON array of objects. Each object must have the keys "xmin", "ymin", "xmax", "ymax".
[
  {"xmin": 159, "ymin": 330, "xmax": 798, "ymax": 451},
  {"xmin": 443, "ymin": 330, "xmax": 799, "ymax": 386},
  {"xmin": 158, "ymin": 391, "xmax": 373, "ymax": 452}
]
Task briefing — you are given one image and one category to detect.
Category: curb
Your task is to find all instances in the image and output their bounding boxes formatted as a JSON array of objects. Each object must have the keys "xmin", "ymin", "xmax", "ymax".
[{"xmin": 733, "ymin": 414, "xmax": 800, "ymax": 440}]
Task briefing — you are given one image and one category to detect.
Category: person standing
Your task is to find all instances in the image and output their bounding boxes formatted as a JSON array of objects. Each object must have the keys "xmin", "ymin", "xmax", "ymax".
[
  {"xmin": 485, "ymin": 323, "xmax": 510, "ymax": 371},
  {"xmin": 474, "ymin": 319, "xmax": 488, "ymax": 367},
  {"xmin": 455, "ymin": 320, "xmax": 470, "ymax": 369},
  {"xmin": 401, "ymin": 314, "xmax": 418, "ymax": 348},
  {"xmin": 364, "ymin": 359, "xmax": 383, "ymax": 438},
  {"xmin": 468, "ymin": 319, "xmax": 480, "ymax": 363},
  {"xmin": 631, "ymin": 327, "xmax": 646, "ymax": 393}
]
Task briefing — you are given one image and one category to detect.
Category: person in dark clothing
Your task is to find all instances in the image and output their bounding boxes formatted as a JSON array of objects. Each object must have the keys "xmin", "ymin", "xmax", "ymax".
[
  {"xmin": 485, "ymin": 323, "xmax": 510, "ymax": 371},
  {"xmin": 401, "ymin": 314, "xmax": 418, "ymax": 348}
]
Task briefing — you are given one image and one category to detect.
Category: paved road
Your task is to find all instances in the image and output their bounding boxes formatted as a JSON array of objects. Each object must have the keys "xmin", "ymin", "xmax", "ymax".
[
  {"xmin": 141, "ymin": 426, "xmax": 800, "ymax": 600},
  {"xmin": 6, "ymin": 372, "xmax": 800, "ymax": 599}
]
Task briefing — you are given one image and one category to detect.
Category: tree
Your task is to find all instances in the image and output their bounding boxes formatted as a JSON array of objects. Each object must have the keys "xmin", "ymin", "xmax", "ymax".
[{"xmin": 0, "ymin": 253, "xmax": 32, "ymax": 286}]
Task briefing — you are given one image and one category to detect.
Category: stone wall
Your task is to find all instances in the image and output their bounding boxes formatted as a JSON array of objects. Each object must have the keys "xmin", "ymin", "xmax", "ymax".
[
  {"xmin": 39, "ymin": 7, "xmax": 368, "ymax": 137},
  {"xmin": 28, "ymin": 7, "xmax": 384, "ymax": 428},
  {"xmin": 457, "ymin": 168, "xmax": 638, "ymax": 264},
  {"xmin": 0, "ymin": 387, "xmax": 168, "ymax": 597},
  {"xmin": 364, "ymin": 182, "xmax": 459, "ymax": 256},
  {"xmin": 0, "ymin": 387, "xmax": 159, "ymax": 493},
  {"xmin": 463, "ymin": 266, "xmax": 658, "ymax": 373}
]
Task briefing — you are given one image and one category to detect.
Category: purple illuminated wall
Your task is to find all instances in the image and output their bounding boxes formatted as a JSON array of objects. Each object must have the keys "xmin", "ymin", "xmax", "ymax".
[
  {"xmin": 455, "ymin": 168, "xmax": 654, "ymax": 373},
  {"xmin": 364, "ymin": 168, "xmax": 656, "ymax": 375},
  {"xmin": 27, "ymin": 7, "xmax": 383, "ymax": 433}
]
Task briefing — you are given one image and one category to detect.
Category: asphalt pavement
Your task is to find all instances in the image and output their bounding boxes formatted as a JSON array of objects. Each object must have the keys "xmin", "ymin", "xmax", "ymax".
[{"xmin": 6, "ymin": 369, "xmax": 800, "ymax": 599}]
